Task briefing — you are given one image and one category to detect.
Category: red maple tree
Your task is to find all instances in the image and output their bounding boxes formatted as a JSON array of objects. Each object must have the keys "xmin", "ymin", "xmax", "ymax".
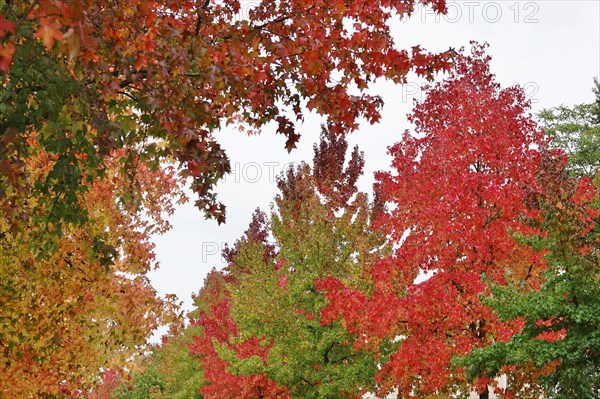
[{"xmin": 319, "ymin": 44, "xmax": 551, "ymax": 398}]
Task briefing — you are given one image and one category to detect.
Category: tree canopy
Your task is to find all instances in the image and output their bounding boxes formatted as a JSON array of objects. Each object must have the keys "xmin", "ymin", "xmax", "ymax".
[
  {"xmin": 319, "ymin": 44, "xmax": 565, "ymax": 398},
  {"xmin": 0, "ymin": 142, "xmax": 182, "ymax": 397},
  {"xmin": 460, "ymin": 80, "xmax": 600, "ymax": 399},
  {"xmin": 1, "ymin": 0, "xmax": 453, "ymax": 230},
  {"xmin": 537, "ymin": 78, "xmax": 600, "ymax": 177}
]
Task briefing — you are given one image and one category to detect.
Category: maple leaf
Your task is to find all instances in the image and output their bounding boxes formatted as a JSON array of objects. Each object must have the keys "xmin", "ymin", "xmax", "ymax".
[
  {"xmin": 276, "ymin": 115, "xmax": 300, "ymax": 153},
  {"xmin": 34, "ymin": 20, "xmax": 63, "ymax": 50}
]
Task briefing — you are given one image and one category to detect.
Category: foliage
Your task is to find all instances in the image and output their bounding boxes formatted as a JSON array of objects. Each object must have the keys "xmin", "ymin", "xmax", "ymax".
[
  {"xmin": 319, "ymin": 44, "xmax": 553, "ymax": 398},
  {"xmin": 4, "ymin": 2, "xmax": 598, "ymax": 396},
  {"xmin": 109, "ymin": 367, "xmax": 164, "ymax": 399},
  {"xmin": 188, "ymin": 130, "xmax": 389, "ymax": 398},
  {"xmin": 0, "ymin": 1, "xmax": 454, "ymax": 395},
  {"xmin": 189, "ymin": 269, "xmax": 288, "ymax": 399},
  {"xmin": 153, "ymin": 324, "xmax": 205, "ymax": 399},
  {"xmin": 537, "ymin": 78, "xmax": 600, "ymax": 177},
  {"xmin": 226, "ymin": 129, "xmax": 389, "ymax": 399},
  {"xmin": 1, "ymin": 0, "xmax": 454, "ymax": 232},
  {"xmin": 460, "ymin": 107, "xmax": 600, "ymax": 398},
  {"xmin": 90, "ymin": 369, "xmax": 121, "ymax": 399},
  {"xmin": 107, "ymin": 321, "xmax": 204, "ymax": 399},
  {"xmin": 0, "ymin": 141, "xmax": 182, "ymax": 398}
]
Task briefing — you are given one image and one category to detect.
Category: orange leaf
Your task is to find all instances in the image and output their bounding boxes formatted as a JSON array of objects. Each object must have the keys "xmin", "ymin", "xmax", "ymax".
[
  {"xmin": 34, "ymin": 21, "xmax": 63, "ymax": 51},
  {"xmin": 135, "ymin": 53, "xmax": 146, "ymax": 71}
]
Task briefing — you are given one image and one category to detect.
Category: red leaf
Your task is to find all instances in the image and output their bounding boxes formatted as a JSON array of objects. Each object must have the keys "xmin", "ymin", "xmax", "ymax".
[
  {"xmin": 0, "ymin": 16, "xmax": 16, "ymax": 37},
  {"xmin": 0, "ymin": 42, "xmax": 15, "ymax": 73}
]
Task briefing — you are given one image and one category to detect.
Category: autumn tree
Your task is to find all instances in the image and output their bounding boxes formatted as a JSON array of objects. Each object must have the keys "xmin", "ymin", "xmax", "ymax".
[
  {"xmin": 216, "ymin": 129, "xmax": 389, "ymax": 399},
  {"xmin": 460, "ymin": 91, "xmax": 600, "ymax": 399},
  {"xmin": 189, "ymin": 267, "xmax": 289, "ymax": 399},
  {"xmin": 319, "ymin": 44, "xmax": 552, "ymax": 398},
  {"xmin": 0, "ymin": 142, "xmax": 182, "ymax": 398},
  {"xmin": 102, "ymin": 319, "xmax": 204, "ymax": 399},
  {"xmin": 1, "ymin": 0, "xmax": 453, "ymax": 233}
]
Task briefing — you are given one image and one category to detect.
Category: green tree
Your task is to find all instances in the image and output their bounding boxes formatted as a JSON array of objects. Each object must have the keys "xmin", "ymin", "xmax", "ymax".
[
  {"xmin": 218, "ymin": 129, "xmax": 390, "ymax": 398},
  {"xmin": 538, "ymin": 79, "xmax": 600, "ymax": 177},
  {"xmin": 460, "ymin": 81, "xmax": 600, "ymax": 398}
]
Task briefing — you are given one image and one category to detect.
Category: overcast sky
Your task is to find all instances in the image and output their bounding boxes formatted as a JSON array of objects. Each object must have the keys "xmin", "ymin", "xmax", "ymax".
[{"xmin": 148, "ymin": 0, "xmax": 600, "ymax": 319}]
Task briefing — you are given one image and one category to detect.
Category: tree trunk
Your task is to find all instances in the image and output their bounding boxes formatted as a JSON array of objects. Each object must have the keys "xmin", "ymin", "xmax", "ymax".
[{"xmin": 479, "ymin": 386, "xmax": 489, "ymax": 399}]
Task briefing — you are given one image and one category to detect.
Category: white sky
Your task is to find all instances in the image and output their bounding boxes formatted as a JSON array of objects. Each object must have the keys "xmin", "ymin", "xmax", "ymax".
[{"xmin": 148, "ymin": 0, "xmax": 600, "ymax": 318}]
